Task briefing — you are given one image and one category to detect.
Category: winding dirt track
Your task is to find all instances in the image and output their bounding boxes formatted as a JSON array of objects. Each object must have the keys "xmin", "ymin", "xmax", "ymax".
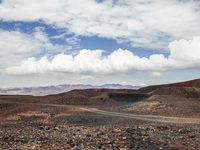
[
  {"xmin": 80, "ymin": 108, "xmax": 200, "ymax": 124},
  {"xmin": 1, "ymin": 100, "xmax": 200, "ymax": 124}
]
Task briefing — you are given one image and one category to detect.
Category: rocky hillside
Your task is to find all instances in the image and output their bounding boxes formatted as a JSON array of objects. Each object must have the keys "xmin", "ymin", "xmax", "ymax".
[{"xmin": 139, "ymin": 79, "xmax": 200, "ymax": 98}]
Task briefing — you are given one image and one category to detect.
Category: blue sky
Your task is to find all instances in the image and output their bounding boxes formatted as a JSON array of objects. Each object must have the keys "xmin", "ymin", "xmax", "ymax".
[
  {"xmin": 0, "ymin": 20, "xmax": 164, "ymax": 57},
  {"xmin": 0, "ymin": 0, "xmax": 200, "ymax": 88}
]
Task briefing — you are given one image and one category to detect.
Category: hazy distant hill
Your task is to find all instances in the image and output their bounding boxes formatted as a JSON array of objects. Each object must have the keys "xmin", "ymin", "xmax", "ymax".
[{"xmin": 0, "ymin": 84, "xmax": 140, "ymax": 96}]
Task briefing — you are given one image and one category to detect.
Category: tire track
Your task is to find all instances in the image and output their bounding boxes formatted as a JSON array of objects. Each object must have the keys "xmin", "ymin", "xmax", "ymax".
[{"xmin": 1, "ymin": 100, "xmax": 200, "ymax": 124}]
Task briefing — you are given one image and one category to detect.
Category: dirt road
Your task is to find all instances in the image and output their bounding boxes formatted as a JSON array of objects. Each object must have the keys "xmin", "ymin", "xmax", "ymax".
[{"xmin": 1, "ymin": 100, "xmax": 200, "ymax": 124}]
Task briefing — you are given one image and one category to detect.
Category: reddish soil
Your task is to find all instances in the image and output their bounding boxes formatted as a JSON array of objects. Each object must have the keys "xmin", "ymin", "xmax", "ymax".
[
  {"xmin": 139, "ymin": 78, "xmax": 200, "ymax": 93},
  {"xmin": 0, "ymin": 79, "xmax": 200, "ymax": 149}
]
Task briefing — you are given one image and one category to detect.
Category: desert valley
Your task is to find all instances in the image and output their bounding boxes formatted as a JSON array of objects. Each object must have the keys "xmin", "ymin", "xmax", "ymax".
[{"xmin": 0, "ymin": 79, "xmax": 200, "ymax": 150}]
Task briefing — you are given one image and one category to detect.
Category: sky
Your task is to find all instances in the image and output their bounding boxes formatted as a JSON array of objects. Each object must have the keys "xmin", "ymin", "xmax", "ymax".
[{"xmin": 0, "ymin": 0, "xmax": 200, "ymax": 88}]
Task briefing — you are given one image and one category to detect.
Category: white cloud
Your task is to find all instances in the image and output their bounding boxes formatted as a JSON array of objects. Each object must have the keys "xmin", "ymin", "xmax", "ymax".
[
  {"xmin": 5, "ymin": 36, "xmax": 200, "ymax": 75},
  {"xmin": 0, "ymin": 29, "xmax": 72, "ymax": 69},
  {"xmin": 4, "ymin": 49, "xmax": 150, "ymax": 75},
  {"xmin": 5, "ymin": 57, "xmax": 50, "ymax": 74},
  {"xmin": 168, "ymin": 37, "xmax": 200, "ymax": 68},
  {"xmin": 65, "ymin": 36, "xmax": 81, "ymax": 45},
  {"xmin": 33, "ymin": 27, "xmax": 49, "ymax": 43},
  {"xmin": 0, "ymin": 29, "xmax": 43, "ymax": 68},
  {"xmin": 0, "ymin": 0, "xmax": 200, "ymax": 49}
]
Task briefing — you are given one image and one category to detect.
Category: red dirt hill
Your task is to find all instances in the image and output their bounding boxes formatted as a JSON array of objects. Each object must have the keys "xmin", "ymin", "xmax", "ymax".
[{"xmin": 138, "ymin": 79, "xmax": 200, "ymax": 98}]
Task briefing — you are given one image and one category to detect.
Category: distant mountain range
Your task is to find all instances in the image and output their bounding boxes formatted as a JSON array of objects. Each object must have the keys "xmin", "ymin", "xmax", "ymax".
[{"xmin": 0, "ymin": 84, "xmax": 140, "ymax": 96}]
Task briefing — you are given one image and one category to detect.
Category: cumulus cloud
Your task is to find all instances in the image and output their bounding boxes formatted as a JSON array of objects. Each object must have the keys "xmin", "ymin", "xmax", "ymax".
[
  {"xmin": 0, "ymin": 0, "xmax": 200, "ymax": 49},
  {"xmin": 0, "ymin": 29, "xmax": 43, "ymax": 68},
  {"xmin": 168, "ymin": 37, "xmax": 200, "ymax": 68},
  {"xmin": 0, "ymin": 29, "xmax": 72, "ymax": 69},
  {"xmin": 5, "ymin": 36, "xmax": 200, "ymax": 75},
  {"xmin": 4, "ymin": 48, "xmax": 165, "ymax": 75}
]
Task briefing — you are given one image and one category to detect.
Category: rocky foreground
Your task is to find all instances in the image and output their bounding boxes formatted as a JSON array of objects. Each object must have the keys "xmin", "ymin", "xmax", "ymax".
[{"xmin": 0, "ymin": 106, "xmax": 199, "ymax": 150}]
